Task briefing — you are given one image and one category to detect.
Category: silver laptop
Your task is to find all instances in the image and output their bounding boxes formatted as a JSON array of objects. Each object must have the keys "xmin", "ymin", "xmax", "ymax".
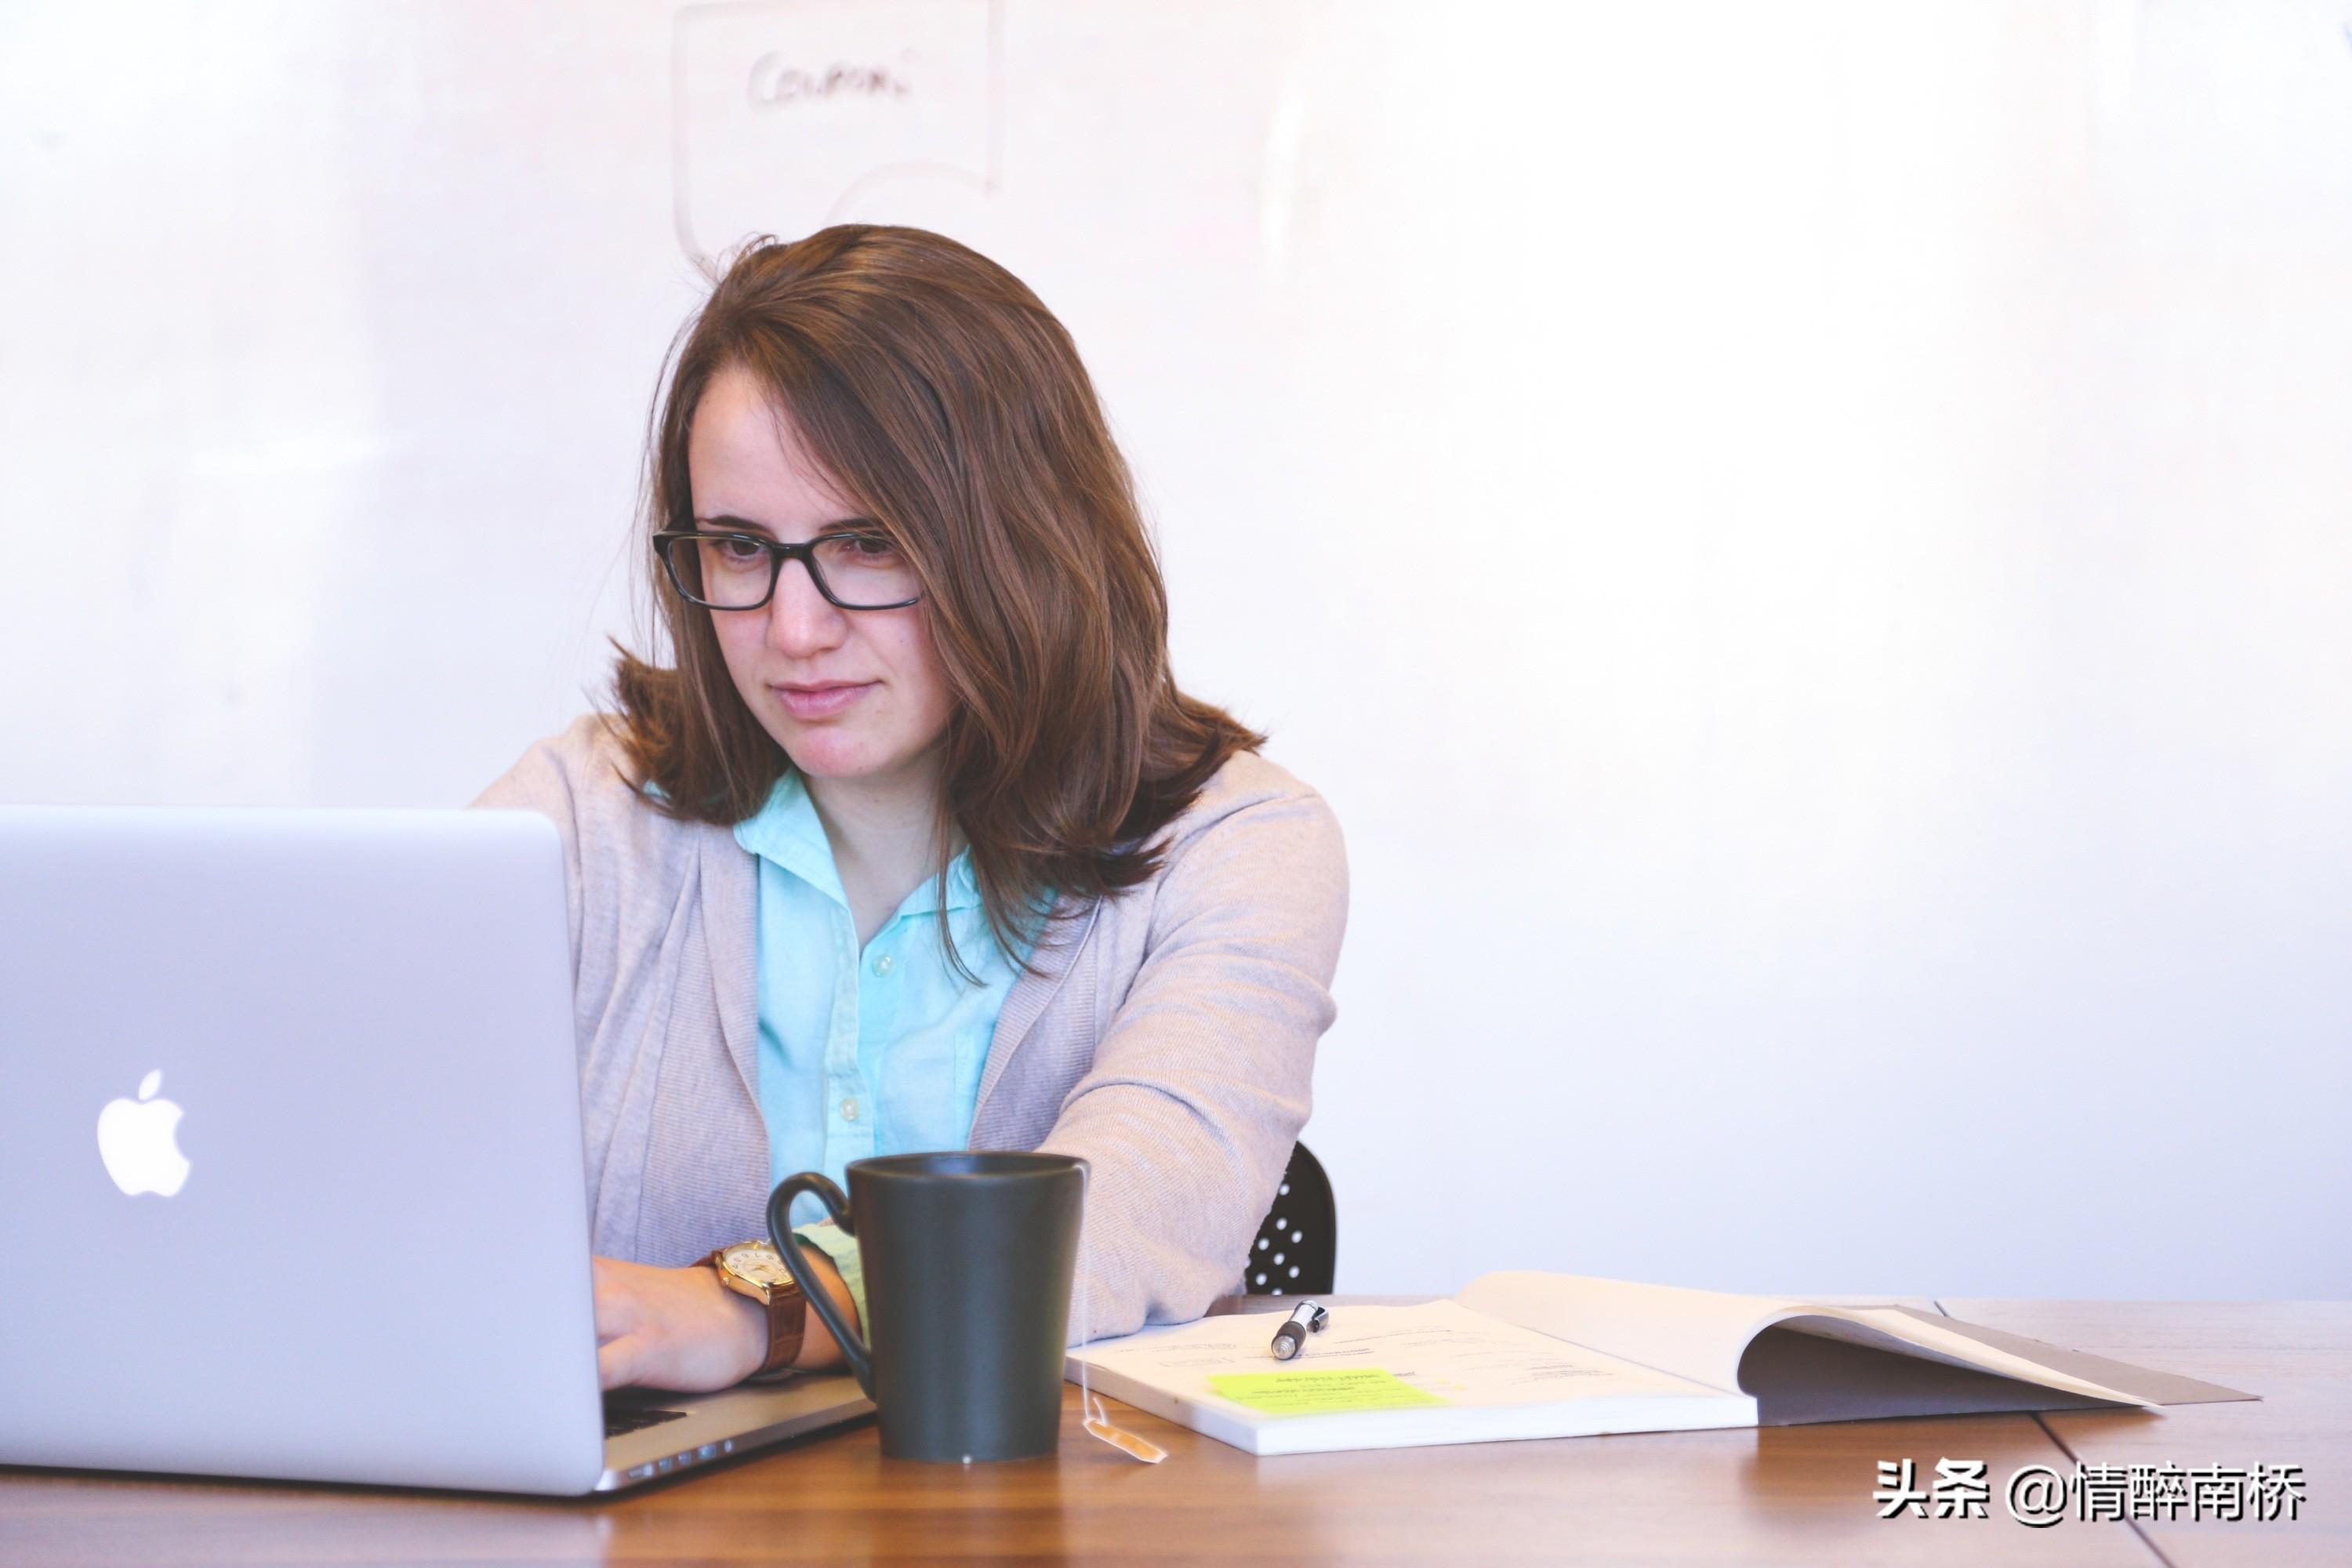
[{"xmin": 0, "ymin": 804, "xmax": 870, "ymax": 1495}]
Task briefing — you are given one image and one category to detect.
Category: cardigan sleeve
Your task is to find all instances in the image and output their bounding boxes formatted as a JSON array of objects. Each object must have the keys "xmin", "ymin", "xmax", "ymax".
[
  {"xmin": 1036, "ymin": 778, "xmax": 1348, "ymax": 1341},
  {"xmin": 466, "ymin": 720, "xmax": 593, "ymax": 976}
]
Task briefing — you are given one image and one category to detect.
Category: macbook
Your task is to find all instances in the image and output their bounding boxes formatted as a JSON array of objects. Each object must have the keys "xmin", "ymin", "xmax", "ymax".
[{"xmin": 0, "ymin": 804, "xmax": 870, "ymax": 1494}]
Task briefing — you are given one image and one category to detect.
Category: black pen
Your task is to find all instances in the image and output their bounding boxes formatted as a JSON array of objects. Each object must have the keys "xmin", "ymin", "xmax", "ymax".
[{"xmin": 1269, "ymin": 1301, "xmax": 1330, "ymax": 1360}]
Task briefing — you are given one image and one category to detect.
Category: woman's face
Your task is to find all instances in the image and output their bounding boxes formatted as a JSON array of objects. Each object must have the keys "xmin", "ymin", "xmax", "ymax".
[{"xmin": 687, "ymin": 363, "xmax": 956, "ymax": 793}]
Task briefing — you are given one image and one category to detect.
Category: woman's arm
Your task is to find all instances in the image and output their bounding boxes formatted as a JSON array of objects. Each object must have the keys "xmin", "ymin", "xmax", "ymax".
[
  {"xmin": 1036, "ymin": 776, "xmax": 1348, "ymax": 1341},
  {"xmin": 588, "ymin": 1248, "xmax": 862, "ymax": 1392},
  {"xmin": 472, "ymin": 718, "xmax": 866, "ymax": 1392}
]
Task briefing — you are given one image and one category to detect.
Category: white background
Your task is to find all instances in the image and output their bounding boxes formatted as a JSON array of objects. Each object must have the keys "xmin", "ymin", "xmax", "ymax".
[{"xmin": 5, "ymin": 1, "xmax": 2347, "ymax": 1297}]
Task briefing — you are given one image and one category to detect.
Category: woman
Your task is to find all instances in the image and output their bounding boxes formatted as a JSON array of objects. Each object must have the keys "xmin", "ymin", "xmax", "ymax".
[{"xmin": 474, "ymin": 224, "xmax": 1346, "ymax": 1393}]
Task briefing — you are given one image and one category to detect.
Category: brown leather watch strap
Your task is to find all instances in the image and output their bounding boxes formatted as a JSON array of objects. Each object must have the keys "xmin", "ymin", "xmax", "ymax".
[
  {"xmin": 750, "ymin": 1279, "xmax": 808, "ymax": 1379},
  {"xmin": 706, "ymin": 1246, "xmax": 810, "ymax": 1381}
]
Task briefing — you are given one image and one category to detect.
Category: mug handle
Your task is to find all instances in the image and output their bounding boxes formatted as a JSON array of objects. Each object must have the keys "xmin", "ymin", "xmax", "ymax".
[{"xmin": 767, "ymin": 1171, "xmax": 873, "ymax": 1398}]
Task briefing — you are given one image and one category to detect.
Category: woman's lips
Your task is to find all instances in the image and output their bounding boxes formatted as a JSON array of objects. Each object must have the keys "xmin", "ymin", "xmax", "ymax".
[{"xmin": 770, "ymin": 681, "xmax": 876, "ymax": 720}]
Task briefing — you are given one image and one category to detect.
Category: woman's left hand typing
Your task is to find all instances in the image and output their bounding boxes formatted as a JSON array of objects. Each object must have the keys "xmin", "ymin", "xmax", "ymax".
[{"xmin": 589, "ymin": 1254, "xmax": 766, "ymax": 1392}]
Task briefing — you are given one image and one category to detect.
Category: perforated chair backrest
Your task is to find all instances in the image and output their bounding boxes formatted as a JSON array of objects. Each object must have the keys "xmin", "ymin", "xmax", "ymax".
[{"xmin": 1242, "ymin": 1142, "xmax": 1335, "ymax": 1297}]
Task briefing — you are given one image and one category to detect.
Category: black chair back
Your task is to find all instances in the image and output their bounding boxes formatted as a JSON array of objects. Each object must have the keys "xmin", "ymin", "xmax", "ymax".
[{"xmin": 1243, "ymin": 1142, "xmax": 1335, "ymax": 1296}]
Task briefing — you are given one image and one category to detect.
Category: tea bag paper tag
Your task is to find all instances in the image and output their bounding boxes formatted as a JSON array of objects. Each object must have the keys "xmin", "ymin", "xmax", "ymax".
[{"xmin": 1082, "ymin": 1392, "xmax": 1168, "ymax": 1463}]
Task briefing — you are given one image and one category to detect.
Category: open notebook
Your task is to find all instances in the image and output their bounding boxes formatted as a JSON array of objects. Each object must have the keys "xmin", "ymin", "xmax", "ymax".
[{"xmin": 1066, "ymin": 1272, "xmax": 2256, "ymax": 1457}]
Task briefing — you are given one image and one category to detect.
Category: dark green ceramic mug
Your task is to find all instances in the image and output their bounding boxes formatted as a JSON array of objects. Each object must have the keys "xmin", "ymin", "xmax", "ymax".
[{"xmin": 768, "ymin": 1151, "xmax": 1085, "ymax": 1462}]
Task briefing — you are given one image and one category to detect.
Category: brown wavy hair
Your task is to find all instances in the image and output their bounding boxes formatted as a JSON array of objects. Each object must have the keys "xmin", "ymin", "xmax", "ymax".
[{"xmin": 609, "ymin": 225, "xmax": 1261, "ymax": 965}]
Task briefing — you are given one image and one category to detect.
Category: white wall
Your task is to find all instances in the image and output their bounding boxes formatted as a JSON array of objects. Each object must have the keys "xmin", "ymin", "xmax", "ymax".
[{"xmin": 5, "ymin": 0, "xmax": 2346, "ymax": 1297}]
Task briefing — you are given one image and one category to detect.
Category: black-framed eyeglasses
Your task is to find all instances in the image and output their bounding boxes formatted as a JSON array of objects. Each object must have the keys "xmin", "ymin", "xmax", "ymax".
[{"xmin": 652, "ymin": 529, "xmax": 923, "ymax": 612}]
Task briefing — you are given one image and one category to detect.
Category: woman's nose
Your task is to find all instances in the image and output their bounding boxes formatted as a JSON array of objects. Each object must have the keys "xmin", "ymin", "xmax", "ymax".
[{"xmin": 764, "ymin": 557, "xmax": 848, "ymax": 655}]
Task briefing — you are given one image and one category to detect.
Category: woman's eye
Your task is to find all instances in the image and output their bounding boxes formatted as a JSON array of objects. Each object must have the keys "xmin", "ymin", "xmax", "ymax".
[
  {"xmin": 839, "ymin": 535, "xmax": 900, "ymax": 561},
  {"xmin": 715, "ymin": 536, "xmax": 766, "ymax": 561}
]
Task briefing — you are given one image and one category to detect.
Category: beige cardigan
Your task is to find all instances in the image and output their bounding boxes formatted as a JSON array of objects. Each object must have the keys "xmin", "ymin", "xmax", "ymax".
[{"xmin": 471, "ymin": 715, "xmax": 1347, "ymax": 1339}]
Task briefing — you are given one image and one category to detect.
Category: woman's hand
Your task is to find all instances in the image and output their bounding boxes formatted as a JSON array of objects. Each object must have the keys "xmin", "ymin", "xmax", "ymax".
[
  {"xmin": 590, "ymin": 1255, "xmax": 767, "ymax": 1392},
  {"xmin": 590, "ymin": 1250, "xmax": 862, "ymax": 1392}
]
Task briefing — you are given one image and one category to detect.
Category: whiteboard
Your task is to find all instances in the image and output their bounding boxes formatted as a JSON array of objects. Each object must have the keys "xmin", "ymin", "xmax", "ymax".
[{"xmin": 4, "ymin": 0, "xmax": 2347, "ymax": 1296}]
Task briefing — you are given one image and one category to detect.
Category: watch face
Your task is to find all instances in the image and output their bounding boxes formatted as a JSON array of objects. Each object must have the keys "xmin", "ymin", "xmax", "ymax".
[{"xmin": 723, "ymin": 1243, "xmax": 793, "ymax": 1288}]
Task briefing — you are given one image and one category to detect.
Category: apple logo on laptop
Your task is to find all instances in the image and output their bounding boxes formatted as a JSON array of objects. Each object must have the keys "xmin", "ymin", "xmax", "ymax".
[{"xmin": 97, "ymin": 1069, "xmax": 191, "ymax": 1196}]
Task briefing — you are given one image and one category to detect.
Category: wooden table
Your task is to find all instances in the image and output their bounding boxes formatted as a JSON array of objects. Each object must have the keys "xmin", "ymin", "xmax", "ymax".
[
  {"xmin": 0, "ymin": 1301, "xmax": 2339, "ymax": 1565},
  {"xmin": 1948, "ymin": 1301, "xmax": 2343, "ymax": 1568}
]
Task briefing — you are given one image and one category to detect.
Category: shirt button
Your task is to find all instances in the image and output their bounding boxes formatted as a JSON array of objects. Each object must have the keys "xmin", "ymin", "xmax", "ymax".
[
  {"xmin": 872, "ymin": 953, "xmax": 894, "ymax": 976},
  {"xmin": 840, "ymin": 1098, "xmax": 859, "ymax": 1122}
]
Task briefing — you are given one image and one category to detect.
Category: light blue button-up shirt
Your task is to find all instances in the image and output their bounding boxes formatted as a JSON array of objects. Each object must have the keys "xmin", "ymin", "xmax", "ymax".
[{"xmin": 734, "ymin": 770, "xmax": 1029, "ymax": 1240}]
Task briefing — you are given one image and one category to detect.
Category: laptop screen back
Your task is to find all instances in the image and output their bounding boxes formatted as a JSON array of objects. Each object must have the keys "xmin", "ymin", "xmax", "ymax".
[{"xmin": 0, "ymin": 806, "xmax": 607, "ymax": 1494}]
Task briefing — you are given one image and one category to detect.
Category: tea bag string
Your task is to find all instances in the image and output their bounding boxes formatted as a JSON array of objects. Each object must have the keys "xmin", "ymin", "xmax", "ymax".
[{"xmin": 1073, "ymin": 1159, "xmax": 1167, "ymax": 1464}]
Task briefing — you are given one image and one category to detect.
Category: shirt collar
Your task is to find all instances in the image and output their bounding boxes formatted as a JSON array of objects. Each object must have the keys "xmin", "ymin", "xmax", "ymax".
[
  {"xmin": 942, "ymin": 850, "xmax": 983, "ymax": 914},
  {"xmin": 734, "ymin": 770, "xmax": 985, "ymax": 918},
  {"xmin": 732, "ymin": 770, "xmax": 845, "ymax": 903}
]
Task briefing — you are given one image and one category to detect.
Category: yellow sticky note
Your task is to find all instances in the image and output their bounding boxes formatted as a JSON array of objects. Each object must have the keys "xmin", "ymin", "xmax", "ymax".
[{"xmin": 1206, "ymin": 1367, "xmax": 1449, "ymax": 1415}]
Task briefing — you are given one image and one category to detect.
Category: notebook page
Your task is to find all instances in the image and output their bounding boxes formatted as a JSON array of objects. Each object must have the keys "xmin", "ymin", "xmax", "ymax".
[
  {"xmin": 1072, "ymin": 1299, "xmax": 1735, "ymax": 1411},
  {"xmin": 1776, "ymin": 1308, "xmax": 2157, "ymax": 1405},
  {"xmin": 1457, "ymin": 1275, "xmax": 2198, "ymax": 1408},
  {"xmin": 1455, "ymin": 1272, "xmax": 1803, "ymax": 1393}
]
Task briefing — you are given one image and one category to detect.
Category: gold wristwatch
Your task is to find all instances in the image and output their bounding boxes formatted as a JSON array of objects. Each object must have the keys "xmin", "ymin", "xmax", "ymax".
[{"xmin": 705, "ymin": 1240, "xmax": 808, "ymax": 1378}]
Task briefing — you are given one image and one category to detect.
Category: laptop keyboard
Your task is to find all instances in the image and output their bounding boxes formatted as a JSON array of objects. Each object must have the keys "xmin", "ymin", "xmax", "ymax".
[{"xmin": 603, "ymin": 1403, "xmax": 690, "ymax": 1439}]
